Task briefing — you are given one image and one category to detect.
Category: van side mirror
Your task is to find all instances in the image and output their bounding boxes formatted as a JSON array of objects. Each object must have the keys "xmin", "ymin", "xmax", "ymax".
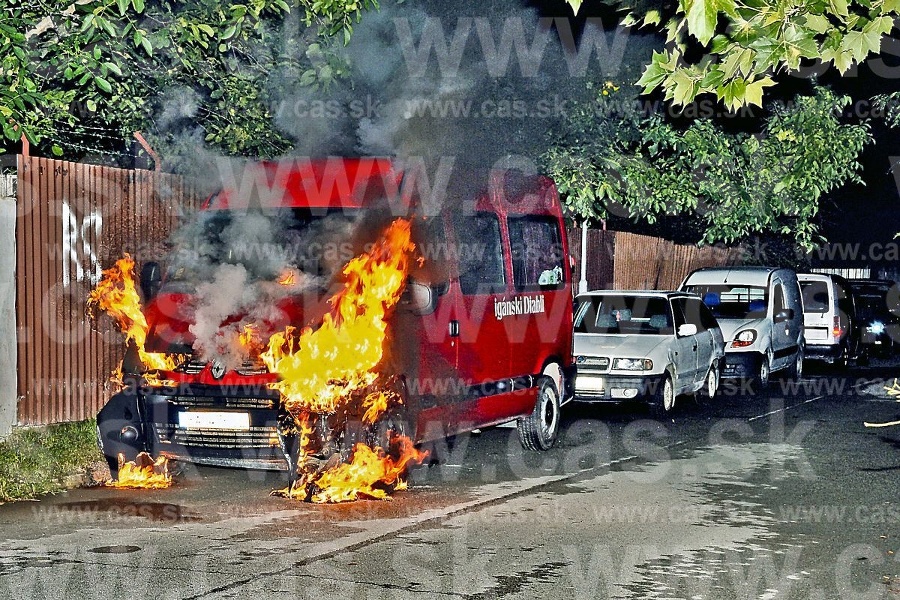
[
  {"xmin": 677, "ymin": 324, "xmax": 697, "ymax": 337},
  {"xmin": 774, "ymin": 308, "xmax": 794, "ymax": 323},
  {"xmin": 399, "ymin": 281, "xmax": 435, "ymax": 315},
  {"xmin": 140, "ymin": 261, "xmax": 162, "ymax": 302}
]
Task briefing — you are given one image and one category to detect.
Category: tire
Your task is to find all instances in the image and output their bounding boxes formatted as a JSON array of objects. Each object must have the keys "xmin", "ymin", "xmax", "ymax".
[
  {"xmin": 788, "ymin": 350, "xmax": 804, "ymax": 380},
  {"xmin": 653, "ymin": 373, "xmax": 675, "ymax": 415},
  {"xmin": 701, "ymin": 362, "xmax": 719, "ymax": 399},
  {"xmin": 754, "ymin": 354, "xmax": 771, "ymax": 392},
  {"xmin": 517, "ymin": 376, "xmax": 560, "ymax": 451}
]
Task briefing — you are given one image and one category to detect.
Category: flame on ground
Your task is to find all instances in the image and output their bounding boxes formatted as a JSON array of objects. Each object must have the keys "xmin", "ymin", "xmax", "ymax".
[
  {"xmin": 263, "ymin": 219, "xmax": 429, "ymax": 502},
  {"xmin": 87, "ymin": 254, "xmax": 184, "ymax": 381},
  {"xmin": 106, "ymin": 452, "xmax": 172, "ymax": 489}
]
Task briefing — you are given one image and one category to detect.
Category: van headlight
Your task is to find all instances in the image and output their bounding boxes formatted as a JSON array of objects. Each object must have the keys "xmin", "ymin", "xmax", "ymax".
[
  {"xmin": 869, "ymin": 321, "xmax": 886, "ymax": 335},
  {"xmin": 612, "ymin": 358, "xmax": 653, "ymax": 371},
  {"xmin": 732, "ymin": 329, "xmax": 757, "ymax": 348}
]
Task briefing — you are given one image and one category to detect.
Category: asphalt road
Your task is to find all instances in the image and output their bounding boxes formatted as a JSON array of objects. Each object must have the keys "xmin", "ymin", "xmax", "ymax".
[{"xmin": 1, "ymin": 361, "xmax": 899, "ymax": 599}]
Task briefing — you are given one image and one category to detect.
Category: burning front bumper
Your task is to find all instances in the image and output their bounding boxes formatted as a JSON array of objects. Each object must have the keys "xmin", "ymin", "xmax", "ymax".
[{"xmin": 98, "ymin": 383, "xmax": 289, "ymax": 472}]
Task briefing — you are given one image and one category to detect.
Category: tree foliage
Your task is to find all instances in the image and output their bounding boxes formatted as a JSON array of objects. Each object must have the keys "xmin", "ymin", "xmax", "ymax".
[
  {"xmin": 566, "ymin": 0, "xmax": 900, "ymax": 109},
  {"xmin": 2, "ymin": 0, "xmax": 375, "ymax": 160},
  {"xmin": 541, "ymin": 84, "xmax": 869, "ymax": 249}
]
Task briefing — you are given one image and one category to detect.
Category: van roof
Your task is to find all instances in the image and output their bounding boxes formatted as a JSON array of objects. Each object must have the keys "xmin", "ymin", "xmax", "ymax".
[
  {"xmin": 683, "ymin": 266, "xmax": 789, "ymax": 287},
  {"xmin": 205, "ymin": 158, "xmax": 562, "ymax": 217}
]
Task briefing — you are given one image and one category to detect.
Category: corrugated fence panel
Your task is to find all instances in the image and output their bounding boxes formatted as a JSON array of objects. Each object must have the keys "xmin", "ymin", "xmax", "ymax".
[{"xmin": 15, "ymin": 156, "xmax": 198, "ymax": 425}]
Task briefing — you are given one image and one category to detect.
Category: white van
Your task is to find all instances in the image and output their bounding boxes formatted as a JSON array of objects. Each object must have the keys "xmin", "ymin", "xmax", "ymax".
[
  {"xmin": 797, "ymin": 273, "xmax": 860, "ymax": 365},
  {"xmin": 680, "ymin": 267, "xmax": 804, "ymax": 388}
]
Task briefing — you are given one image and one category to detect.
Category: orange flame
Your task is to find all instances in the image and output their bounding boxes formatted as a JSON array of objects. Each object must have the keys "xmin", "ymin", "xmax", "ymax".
[
  {"xmin": 87, "ymin": 254, "xmax": 183, "ymax": 379},
  {"xmin": 106, "ymin": 452, "xmax": 172, "ymax": 489},
  {"xmin": 304, "ymin": 439, "xmax": 428, "ymax": 503},
  {"xmin": 263, "ymin": 219, "xmax": 429, "ymax": 502},
  {"xmin": 261, "ymin": 219, "xmax": 416, "ymax": 414},
  {"xmin": 277, "ymin": 269, "xmax": 297, "ymax": 286}
]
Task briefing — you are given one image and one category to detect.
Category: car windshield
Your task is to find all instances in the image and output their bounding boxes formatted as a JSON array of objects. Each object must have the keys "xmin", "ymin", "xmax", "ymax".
[
  {"xmin": 684, "ymin": 284, "xmax": 768, "ymax": 320},
  {"xmin": 575, "ymin": 295, "xmax": 673, "ymax": 335}
]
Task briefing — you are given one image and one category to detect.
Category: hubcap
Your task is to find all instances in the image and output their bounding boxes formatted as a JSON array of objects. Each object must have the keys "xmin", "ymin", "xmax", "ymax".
[
  {"xmin": 663, "ymin": 378, "xmax": 674, "ymax": 411},
  {"xmin": 540, "ymin": 388, "xmax": 558, "ymax": 435}
]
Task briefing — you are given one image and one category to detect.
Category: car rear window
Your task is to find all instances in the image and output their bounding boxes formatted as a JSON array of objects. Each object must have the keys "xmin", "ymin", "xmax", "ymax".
[{"xmin": 800, "ymin": 281, "xmax": 829, "ymax": 313}]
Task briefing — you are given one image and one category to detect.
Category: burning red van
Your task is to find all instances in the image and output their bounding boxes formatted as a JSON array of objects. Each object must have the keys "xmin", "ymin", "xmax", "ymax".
[{"xmin": 96, "ymin": 158, "xmax": 574, "ymax": 480}]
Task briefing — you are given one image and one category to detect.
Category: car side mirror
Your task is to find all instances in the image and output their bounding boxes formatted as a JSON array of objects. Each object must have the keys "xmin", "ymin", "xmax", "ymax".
[
  {"xmin": 140, "ymin": 261, "xmax": 162, "ymax": 302},
  {"xmin": 399, "ymin": 281, "xmax": 436, "ymax": 315},
  {"xmin": 774, "ymin": 309, "xmax": 794, "ymax": 323},
  {"xmin": 677, "ymin": 324, "xmax": 697, "ymax": 337}
]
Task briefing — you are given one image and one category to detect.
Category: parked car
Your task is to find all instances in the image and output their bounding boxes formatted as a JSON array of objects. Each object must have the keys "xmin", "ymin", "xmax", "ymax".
[
  {"xmin": 572, "ymin": 291, "xmax": 725, "ymax": 413},
  {"xmin": 680, "ymin": 267, "xmax": 804, "ymax": 388},
  {"xmin": 797, "ymin": 273, "xmax": 862, "ymax": 365},
  {"xmin": 849, "ymin": 279, "xmax": 900, "ymax": 357}
]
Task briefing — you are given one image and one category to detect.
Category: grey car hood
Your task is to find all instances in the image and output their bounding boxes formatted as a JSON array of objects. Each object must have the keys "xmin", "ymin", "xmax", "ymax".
[{"xmin": 574, "ymin": 334, "xmax": 668, "ymax": 357}]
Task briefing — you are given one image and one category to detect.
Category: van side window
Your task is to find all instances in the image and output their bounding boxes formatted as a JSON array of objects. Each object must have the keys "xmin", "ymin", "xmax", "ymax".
[
  {"xmin": 411, "ymin": 216, "xmax": 449, "ymax": 295},
  {"xmin": 455, "ymin": 213, "xmax": 506, "ymax": 294},
  {"xmin": 508, "ymin": 217, "xmax": 565, "ymax": 290}
]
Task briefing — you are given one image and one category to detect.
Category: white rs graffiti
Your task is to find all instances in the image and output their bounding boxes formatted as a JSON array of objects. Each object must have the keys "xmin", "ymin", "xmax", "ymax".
[{"xmin": 61, "ymin": 201, "xmax": 103, "ymax": 287}]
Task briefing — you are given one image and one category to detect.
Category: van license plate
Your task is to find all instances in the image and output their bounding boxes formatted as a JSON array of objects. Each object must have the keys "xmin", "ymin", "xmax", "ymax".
[{"xmin": 178, "ymin": 411, "xmax": 250, "ymax": 430}]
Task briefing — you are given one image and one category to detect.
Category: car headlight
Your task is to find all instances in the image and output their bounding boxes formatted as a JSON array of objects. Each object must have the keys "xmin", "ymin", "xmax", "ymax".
[
  {"xmin": 868, "ymin": 321, "xmax": 886, "ymax": 335},
  {"xmin": 612, "ymin": 357, "xmax": 653, "ymax": 371},
  {"xmin": 732, "ymin": 329, "xmax": 757, "ymax": 348}
]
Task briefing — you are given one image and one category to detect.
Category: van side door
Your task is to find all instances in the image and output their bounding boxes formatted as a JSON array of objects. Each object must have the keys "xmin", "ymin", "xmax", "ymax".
[
  {"xmin": 505, "ymin": 215, "xmax": 568, "ymax": 385},
  {"xmin": 771, "ymin": 280, "xmax": 793, "ymax": 370},
  {"xmin": 448, "ymin": 212, "xmax": 511, "ymax": 423}
]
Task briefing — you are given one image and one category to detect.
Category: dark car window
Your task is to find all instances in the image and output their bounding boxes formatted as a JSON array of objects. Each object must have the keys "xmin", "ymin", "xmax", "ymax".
[
  {"xmin": 801, "ymin": 280, "xmax": 829, "ymax": 313},
  {"xmin": 678, "ymin": 297, "xmax": 717, "ymax": 332},
  {"xmin": 454, "ymin": 213, "xmax": 506, "ymax": 294},
  {"xmin": 508, "ymin": 216, "xmax": 565, "ymax": 291}
]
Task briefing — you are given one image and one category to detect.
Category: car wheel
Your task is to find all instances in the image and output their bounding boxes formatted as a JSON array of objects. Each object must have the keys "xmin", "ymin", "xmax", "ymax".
[
  {"xmin": 754, "ymin": 354, "xmax": 771, "ymax": 392},
  {"xmin": 788, "ymin": 350, "xmax": 803, "ymax": 380},
  {"xmin": 701, "ymin": 362, "xmax": 719, "ymax": 399},
  {"xmin": 653, "ymin": 373, "xmax": 675, "ymax": 415},
  {"xmin": 517, "ymin": 376, "xmax": 560, "ymax": 451}
]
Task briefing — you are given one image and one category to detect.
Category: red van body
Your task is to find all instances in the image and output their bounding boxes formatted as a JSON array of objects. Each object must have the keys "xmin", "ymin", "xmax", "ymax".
[{"xmin": 97, "ymin": 158, "xmax": 575, "ymax": 473}]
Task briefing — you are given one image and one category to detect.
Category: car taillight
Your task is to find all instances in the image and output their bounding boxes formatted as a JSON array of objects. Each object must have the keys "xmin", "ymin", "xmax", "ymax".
[{"xmin": 832, "ymin": 315, "xmax": 842, "ymax": 338}]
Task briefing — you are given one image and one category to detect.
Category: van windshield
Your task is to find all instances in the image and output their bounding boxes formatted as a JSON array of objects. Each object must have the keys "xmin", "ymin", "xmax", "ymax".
[
  {"xmin": 575, "ymin": 295, "xmax": 673, "ymax": 335},
  {"xmin": 685, "ymin": 285, "xmax": 768, "ymax": 320},
  {"xmin": 164, "ymin": 208, "xmax": 358, "ymax": 287}
]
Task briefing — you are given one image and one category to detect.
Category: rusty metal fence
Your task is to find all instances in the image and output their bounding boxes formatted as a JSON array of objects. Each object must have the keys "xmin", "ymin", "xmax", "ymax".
[{"xmin": 15, "ymin": 154, "xmax": 198, "ymax": 426}]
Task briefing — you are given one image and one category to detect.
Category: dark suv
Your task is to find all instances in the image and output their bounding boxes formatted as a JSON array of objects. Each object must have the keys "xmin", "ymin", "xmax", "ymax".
[{"xmin": 849, "ymin": 279, "xmax": 900, "ymax": 357}]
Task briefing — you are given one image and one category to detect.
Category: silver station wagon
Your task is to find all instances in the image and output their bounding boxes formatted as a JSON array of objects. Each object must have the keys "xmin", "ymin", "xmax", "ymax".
[{"xmin": 573, "ymin": 291, "xmax": 726, "ymax": 413}]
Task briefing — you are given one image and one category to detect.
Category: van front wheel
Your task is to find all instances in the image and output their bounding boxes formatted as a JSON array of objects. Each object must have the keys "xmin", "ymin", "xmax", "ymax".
[{"xmin": 518, "ymin": 377, "xmax": 560, "ymax": 451}]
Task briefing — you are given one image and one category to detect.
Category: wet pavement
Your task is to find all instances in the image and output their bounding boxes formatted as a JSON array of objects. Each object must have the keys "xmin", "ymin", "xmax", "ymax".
[{"xmin": 1, "ymin": 362, "xmax": 899, "ymax": 599}]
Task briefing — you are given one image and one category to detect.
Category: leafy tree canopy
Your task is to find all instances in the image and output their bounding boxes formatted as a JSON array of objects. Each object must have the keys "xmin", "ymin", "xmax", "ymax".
[
  {"xmin": 2, "ymin": 0, "xmax": 375, "ymax": 160},
  {"xmin": 541, "ymin": 84, "xmax": 869, "ymax": 249},
  {"xmin": 566, "ymin": 0, "xmax": 900, "ymax": 109}
]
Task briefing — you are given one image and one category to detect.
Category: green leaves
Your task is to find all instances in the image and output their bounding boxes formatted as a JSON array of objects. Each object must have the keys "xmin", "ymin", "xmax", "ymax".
[
  {"xmin": 603, "ymin": 0, "xmax": 900, "ymax": 109},
  {"xmin": 541, "ymin": 85, "xmax": 869, "ymax": 250},
  {"xmin": 4, "ymin": 0, "xmax": 375, "ymax": 158}
]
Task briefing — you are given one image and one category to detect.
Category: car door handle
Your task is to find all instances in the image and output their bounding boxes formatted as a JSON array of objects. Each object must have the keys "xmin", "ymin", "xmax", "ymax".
[
  {"xmin": 692, "ymin": 343, "xmax": 698, "ymax": 351},
  {"xmin": 449, "ymin": 320, "xmax": 460, "ymax": 337}
]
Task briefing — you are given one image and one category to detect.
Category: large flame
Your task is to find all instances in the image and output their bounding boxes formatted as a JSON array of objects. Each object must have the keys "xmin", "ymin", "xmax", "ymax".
[
  {"xmin": 263, "ymin": 219, "xmax": 429, "ymax": 502},
  {"xmin": 106, "ymin": 452, "xmax": 172, "ymax": 489},
  {"xmin": 87, "ymin": 254, "xmax": 183, "ymax": 378},
  {"xmin": 261, "ymin": 219, "xmax": 417, "ymax": 413}
]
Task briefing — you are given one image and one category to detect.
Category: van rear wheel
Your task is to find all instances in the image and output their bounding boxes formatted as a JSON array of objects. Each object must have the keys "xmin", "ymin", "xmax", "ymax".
[{"xmin": 517, "ymin": 377, "xmax": 560, "ymax": 451}]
